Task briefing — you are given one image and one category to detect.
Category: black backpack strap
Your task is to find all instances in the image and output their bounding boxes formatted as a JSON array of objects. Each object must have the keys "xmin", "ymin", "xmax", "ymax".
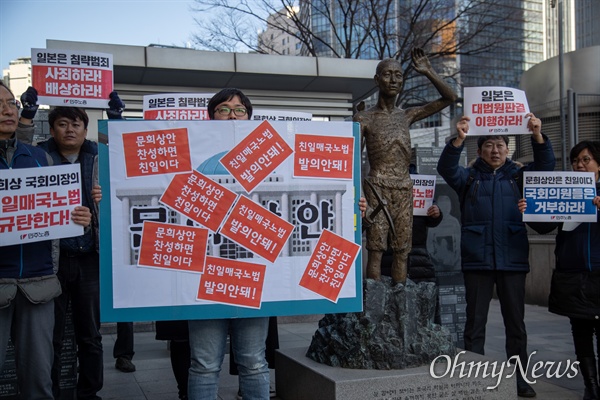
[{"xmin": 460, "ymin": 168, "xmax": 477, "ymax": 214}]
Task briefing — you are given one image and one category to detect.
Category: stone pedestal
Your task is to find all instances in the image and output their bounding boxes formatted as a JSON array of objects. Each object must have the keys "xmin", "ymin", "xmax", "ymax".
[{"xmin": 276, "ymin": 347, "xmax": 516, "ymax": 400}]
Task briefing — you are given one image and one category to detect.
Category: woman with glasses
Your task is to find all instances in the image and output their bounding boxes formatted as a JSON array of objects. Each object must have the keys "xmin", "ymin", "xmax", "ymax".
[{"xmin": 529, "ymin": 140, "xmax": 600, "ymax": 399}]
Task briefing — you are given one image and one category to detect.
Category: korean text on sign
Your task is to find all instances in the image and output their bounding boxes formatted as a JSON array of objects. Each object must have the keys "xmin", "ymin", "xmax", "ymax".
[
  {"xmin": 138, "ymin": 221, "xmax": 209, "ymax": 273},
  {"xmin": 142, "ymin": 93, "xmax": 214, "ymax": 120},
  {"xmin": 299, "ymin": 229, "xmax": 360, "ymax": 303},
  {"xmin": 411, "ymin": 174, "xmax": 436, "ymax": 216},
  {"xmin": 294, "ymin": 133, "xmax": 354, "ymax": 180},
  {"xmin": 0, "ymin": 164, "xmax": 83, "ymax": 246},
  {"xmin": 197, "ymin": 256, "xmax": 266, "ymax": 308},
  {"xmin": 31, "ymin": 48, "xmax": 113, "ymax": 108},
  {"xmin": 463, "ymin": 86, "xmax": 531, "ymax": 136},
  {"xmin": 523, "ymin": 171, "xmax": 598, "ymax": 223},
  {"xmin": 122, "ymin": 128, "xmax": 192, "ymax": 177},
  {"xmin": 220, "ymin": 120, "xmax": 294, "ymax": 193},
  {"xmin": 219, "ymin": 195, "xmax": 294, "ymax": 263},
  {"xmin": 160, "ymin": 171, "xmax": 237, "ymax": 232}
]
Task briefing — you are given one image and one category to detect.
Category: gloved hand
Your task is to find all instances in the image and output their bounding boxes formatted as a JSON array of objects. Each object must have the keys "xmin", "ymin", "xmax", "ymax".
[
  {"xmin": 20, "ymin": 86, "xmax": 39, "ymax": 120},
  {"xmin": 107, "ymin": 91, "xmax": 125, "ymax": 119}
]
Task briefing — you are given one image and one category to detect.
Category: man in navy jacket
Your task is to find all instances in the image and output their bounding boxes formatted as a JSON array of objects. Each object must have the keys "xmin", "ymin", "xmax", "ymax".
[
  {"xmin": 0, "ymin": 81, "xmax": 91, "ymax": 399},
  {"xmin": 437, "ymin": 114, "xmax": 555, "ymax": 398}
]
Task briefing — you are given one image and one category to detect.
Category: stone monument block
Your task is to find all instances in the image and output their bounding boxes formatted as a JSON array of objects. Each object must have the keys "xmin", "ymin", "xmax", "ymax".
[{"xmin": 277, "ymin": 346, "xmax": 516, "ymax": 400}]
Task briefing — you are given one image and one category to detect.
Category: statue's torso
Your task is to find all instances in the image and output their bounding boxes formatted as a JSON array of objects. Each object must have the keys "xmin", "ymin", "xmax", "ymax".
[{"xmin": 358, "ymin": 107, "xmax": 412, "ymax": 181}]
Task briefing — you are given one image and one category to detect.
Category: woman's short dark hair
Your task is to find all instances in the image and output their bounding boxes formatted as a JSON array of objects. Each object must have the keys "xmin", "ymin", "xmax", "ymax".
[
  {"xmin": 48, "ymin": 107, "xmax": 89, "ymax": 129},
  {"xmin": 570, "ymin": 140, "xmax": 600, "ymax": 164},
  {"xmin": 207, "ymin": 88, "xmax": 253, "ymax": 120},
  {"xmin": 477, "ymin": 135, "xmax": 509, "ymax": 149}
]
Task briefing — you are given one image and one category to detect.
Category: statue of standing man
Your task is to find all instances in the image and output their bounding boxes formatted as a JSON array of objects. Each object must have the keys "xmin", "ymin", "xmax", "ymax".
[{"xmin": 355, "ymin": 48, "xmax": 457, "ymax": 284}]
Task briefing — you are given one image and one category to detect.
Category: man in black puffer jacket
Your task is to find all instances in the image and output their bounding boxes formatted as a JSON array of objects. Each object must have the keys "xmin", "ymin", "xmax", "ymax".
[{"xmin": 437, "ymin": 113, "xmax": 555, "ymax": 398}]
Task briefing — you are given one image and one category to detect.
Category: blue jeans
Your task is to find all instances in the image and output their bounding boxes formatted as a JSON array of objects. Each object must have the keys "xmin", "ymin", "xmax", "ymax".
[
  {"xmin": 188, "ymin": 317, "xmax": 269, "ymax": 400},
  {"xmin": 0, "ymin": 290, "xmax": 55, "ymax": 400},
  {"xmin": 52, "ymin": 251, "xmax": 103, "ymax": 400}
]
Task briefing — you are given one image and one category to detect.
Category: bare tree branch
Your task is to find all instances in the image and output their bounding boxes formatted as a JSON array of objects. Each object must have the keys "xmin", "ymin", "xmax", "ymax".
[{"xmin": 190, "ymin": 0, "xmax": 529, "ymax": 101}]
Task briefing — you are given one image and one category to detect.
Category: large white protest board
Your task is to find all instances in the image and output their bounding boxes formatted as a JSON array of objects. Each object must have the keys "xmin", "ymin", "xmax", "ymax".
[{"xmin": 99, "ymin": 119, "xmax": 362, "ymax": 322}]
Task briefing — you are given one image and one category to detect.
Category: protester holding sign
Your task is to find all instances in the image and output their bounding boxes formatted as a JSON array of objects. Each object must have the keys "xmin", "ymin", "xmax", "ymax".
[
  {"xmin": 437, "ymin": 113, "xmax": 555, "ymax": 398},
  {"xmin": 16, "ymin": 88, "xmax": 129, "ymax": 398},
  {"xmin": 41, "ymin": 107, "xmax": 104, "ymax": 399},
  {"xmin": 526, "ymin": 140, "xmax": 600, "ymax": 399},
  {"xmin": 0, "ymin": 81, "xmax": 91, "ymax": 399},
  {"xmin": 187, "ymin": 88, "xmax": 270, "ymax": 400}
]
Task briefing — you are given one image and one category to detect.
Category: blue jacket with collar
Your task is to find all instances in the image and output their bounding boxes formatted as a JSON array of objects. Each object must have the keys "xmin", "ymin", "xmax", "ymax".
[
  {"xmin": 0, "ymin": 140, "xmax": 54, "ymax": 279},
  {"xmin": 436, "ymin": 135, "xmax": 555, "ymax": 272}
]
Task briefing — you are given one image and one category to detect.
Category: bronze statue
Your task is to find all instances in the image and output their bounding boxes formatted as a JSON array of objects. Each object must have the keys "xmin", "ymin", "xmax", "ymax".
[{"xmin": 354, "ymin": 48, "xmax": 457, "ymax": 283}]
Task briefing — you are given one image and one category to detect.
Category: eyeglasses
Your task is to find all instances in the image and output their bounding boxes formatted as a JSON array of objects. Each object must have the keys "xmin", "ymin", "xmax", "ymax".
[
  {"xmin": 571, "ymin": 156, "xmax": 593, "ymax": 166},
  {"xmin": 215, "ymin": 107, "xmax": 247, "ymax": 117},
  {"xmin": 0, "ymin": 99, "xmax": 20, "ymax": 111}
]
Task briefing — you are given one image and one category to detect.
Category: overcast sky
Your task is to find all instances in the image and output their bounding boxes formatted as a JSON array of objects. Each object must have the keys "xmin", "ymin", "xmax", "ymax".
[{"xmin": 1, "ymin": 0, "xmax": 199, "ymax": 71}]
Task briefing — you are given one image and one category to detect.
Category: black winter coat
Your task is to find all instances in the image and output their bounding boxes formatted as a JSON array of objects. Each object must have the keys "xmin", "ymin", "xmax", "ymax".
[{"xmin": 548, "ymin": 181, "xmax": 600, "ymax": 320}]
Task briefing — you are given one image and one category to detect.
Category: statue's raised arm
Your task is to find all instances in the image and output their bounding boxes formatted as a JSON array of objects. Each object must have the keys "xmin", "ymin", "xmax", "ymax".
[{"xmin": 406, "ymin": 48, "xmax": 458, "ymax": 125}]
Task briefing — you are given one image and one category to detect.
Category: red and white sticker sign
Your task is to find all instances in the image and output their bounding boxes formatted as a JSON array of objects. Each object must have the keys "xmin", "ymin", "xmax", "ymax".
[
  {"xmin": 411, "ymin": 174, "xmax": 436, "ymax": 216},
  {"xmin": 31, "ymin": 48, "xmax": 113, "ymax": 108},
  {"xmin": 0, "ymin": 164, "xmax": 82, "ymax": 246},
  {"xmin": 219, "ymin": 195, "xmax": 294, "ymax": 263},
  {"xmin": 299, "ymin": 229, "xmax": 360, "ymax": 303},
  {"xmin": 220, "ymin": 121, "xmax": 293, "ymax": 193},
  {"xmin": 197, "ymin": 256, "xmax": 266, "ymax": 308},
  {"xmin": 160, "ymin": 171, "xmax": 237, "ymax": 232},
  {"xmin": 464, "ymin": 86, "xmax": 531, "ymax": 135},
  {"xmin": 294, "ymin": 134, "xmax": 354, "ymax": 180},
  {"xmin": 138, "ymin": 221, "xmax": 209, "ymax": 273},
  {"xmin": 122, "ymin": 128, "xmax": 192, "ymax": 178}
]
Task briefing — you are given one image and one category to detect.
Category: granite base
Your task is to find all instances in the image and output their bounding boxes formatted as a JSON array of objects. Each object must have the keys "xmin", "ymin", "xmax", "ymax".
[{"xmin": 276, "ymin": 347, "xmax": 517, "ymax": 400}]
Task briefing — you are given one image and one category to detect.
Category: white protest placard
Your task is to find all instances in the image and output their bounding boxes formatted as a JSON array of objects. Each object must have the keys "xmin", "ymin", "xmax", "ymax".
[
  {"xmin": 0, "ymin": 164, "xmax": 83, "ymax": 246},
  {"xmin": 31, "ymin": 48, "xmax": 113, "ymax": 108},
  {"xmin": 142, "ymin": 93, "xmax": 213, "ymax": 120},
  {"xmin": 251, "ymin": 109, "xmax": 312, "ymax": 122},
  {"xmin": 411, "ymin": 174, "xmax": 436, "ymax": 216},
  {"xmin": 464, "ymin": 86, "xmax": 531, "ymax": 136},
  {"xmin": 142, "ymin": 93, "xmax": 312, "ymax": 121},
  {"xmin": 523, "ymin": 171, "xmax": 597, "ymax": 222}
]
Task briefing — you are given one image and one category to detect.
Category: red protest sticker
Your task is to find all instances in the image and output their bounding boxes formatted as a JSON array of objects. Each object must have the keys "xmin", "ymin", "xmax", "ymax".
[
  {"xmin": 160, "ymin": 171, "xmax": 237, "ymax": 232},
  {"xmin": 220, "ymin": 121, "xmax": 293, "ymax": 193},
  {"xmin": 219, "ymin": 195, "xmax": 294, "ymax": 263},
  {"xmin": 122, "ymin": 128, "xmax": 192, "ymax": 178},
  {"xmin": 294, "ymin": 134, "xmax": 354, "ymax": 180},
  {"xmin": 33, "ymin": 65, "xmax": 113, "ymax": 101},
  {"xmin": 143, "ymin": 109, "xmax": 209, "ymax": 121},
  {"xmin": 197, "ymin": 256, "xmax": 266, "ymax": 308},
  {"xmin": 138, "ymin": 221, "xmax": 209, "ymax": 273},
  {"xmin": 299, "ymin": 229, "xmax": 360, "ymax": 302}
]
